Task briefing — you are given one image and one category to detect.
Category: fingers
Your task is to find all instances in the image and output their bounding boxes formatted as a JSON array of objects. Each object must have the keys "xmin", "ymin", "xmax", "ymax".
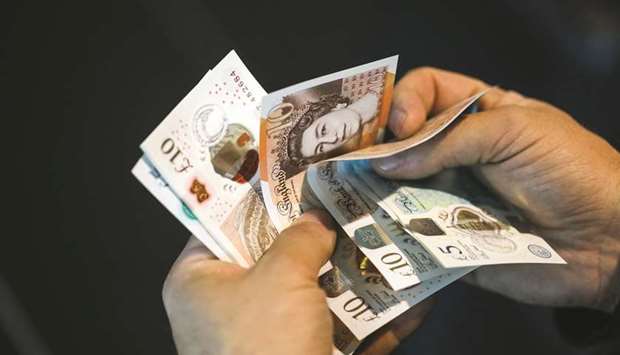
[
  {"xmin": 372, "ymin": 105, "xmax": 537, "ymax": 179},
  {"xmin": 389, "ymin": 67, "xmax": 490, "ymax": 139},
  {"xmin": 256, "ymin": 210, "xmax": 336, "ymax": 280},
  {"xmin": 164, "ymin": 236, "xmax": 213, "ymax": 305},
  {"xmin": 168, "ymin": 236, "xmax": 221, "ymax": 275},
  {"xmin": 177, "ymin": 236, "xmax": 218, "ymax": 262},
  {"xmin": 377, "ymin": 67, "xmax": 536, "ymax": 179},
  {"xmin": 164, "ymin": 236, "xmax": 243, "ymax": 299}
]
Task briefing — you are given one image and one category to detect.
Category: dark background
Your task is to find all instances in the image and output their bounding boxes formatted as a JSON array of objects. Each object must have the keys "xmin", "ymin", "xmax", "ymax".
[{"xmin": 3, "ymin": 0, "xmax": 620, "ymax": 354}]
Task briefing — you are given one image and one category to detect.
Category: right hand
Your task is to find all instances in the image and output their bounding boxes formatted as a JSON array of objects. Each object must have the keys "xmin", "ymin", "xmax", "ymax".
[{"xmin": 372, "ymin": 67, "xmax": 620, "ymax": 311}]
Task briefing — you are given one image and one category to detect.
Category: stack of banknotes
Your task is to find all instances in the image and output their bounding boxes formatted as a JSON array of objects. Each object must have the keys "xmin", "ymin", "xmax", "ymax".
[{"xmin": 132, "ymin": 51, "xmax": 566, "ymax": 354}]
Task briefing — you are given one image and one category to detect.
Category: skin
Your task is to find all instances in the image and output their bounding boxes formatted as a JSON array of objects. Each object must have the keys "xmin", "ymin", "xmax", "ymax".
[
  {"xmin": 300, "ymin": 93, "xmax": 379, "ymax": 158},
  {"xmin": 163, "ymin": 210, "xmax": 432, "ymax": 355},
  {"xmin": 373, "ymin": 67, "xmax": 620, "ymax": 311}
]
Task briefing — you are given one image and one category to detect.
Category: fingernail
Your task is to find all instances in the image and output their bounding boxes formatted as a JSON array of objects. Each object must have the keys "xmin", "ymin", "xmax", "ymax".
[
  {"xmin": 296, "ymin": 209, "xmax": 334, "ymax": 229},
  {"xmin": 388, "ymin": 106, "xmax": 407, "ymax": 136},
  {"xmin": 372, "ymin": 155, "xmax": 401, "ymax": 173}
]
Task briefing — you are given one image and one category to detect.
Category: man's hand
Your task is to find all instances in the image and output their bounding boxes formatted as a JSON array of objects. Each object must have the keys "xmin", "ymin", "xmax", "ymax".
[
  {"xmin": 373, "ymin": 67, "xmax": 620, "ymax": 311},
  {"xmin": 163, "ymin": 211, "xmax": 336, "ymax": 355},
  {"xmin": 163, "ymin": 210, "xmax": 434, "ymax": 355}
]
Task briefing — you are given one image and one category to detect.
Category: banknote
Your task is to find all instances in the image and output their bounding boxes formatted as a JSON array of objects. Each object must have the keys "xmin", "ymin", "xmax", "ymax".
[
  {"xmin": 141, "ymin": 50, "xmax": 278, "ymax": 267},
  {"xmin": 332, "ymin": 89, "xmax": 485, "ymax": 161},
  {"xmin": 332, "ymin": 313, "xmax": 360, "ymax": 355},
  {"xmin": 308, "ymin": 161, "xmax": 421, "ymax": 291},
  {"xmin": 131, "ymin": 157, "xmax": 233, "ymax": 262},
  {"xmin": 350, "ymin": 162, "xmax": 566, "ymax": 268},
  {"xmin": 321, "ymin": 229, "xmax": 472, "ymax": 340},
  {"xmin": 339, "ymin": 160, "xmax": 460, "ymax": 282},
  {"xmin": 259, "ymin": 56, "xmax": 398, "ymax": 231}
]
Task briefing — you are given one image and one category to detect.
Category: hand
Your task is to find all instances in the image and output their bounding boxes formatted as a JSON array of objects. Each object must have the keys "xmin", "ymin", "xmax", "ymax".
[
  {"xmin": 162, "ymin": 209, "xmax": 435, "ymax": 355},
  {"xmin": 372, "ymin": 67, "xmax": 620, "ymax": 311},
  {"xmin": 162, "ymin": 211, "xmax": 336, "ymax": 355}
]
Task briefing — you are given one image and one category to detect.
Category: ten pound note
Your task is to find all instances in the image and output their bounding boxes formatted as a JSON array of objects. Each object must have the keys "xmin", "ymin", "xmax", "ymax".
[
  {"xmin": 321, "ymin": 229, "xmax": 472, "ymax": 342},
  {"xmin": 131, "ymin": 156, "xmax": 233, "ymax": 262},
  {"xmin": 141, "ymin": 51, "xmax": 278, "ymax": 267},
  {"xmin": 307, "ymin": 161, "xmax": 422, "ymax": 291}
]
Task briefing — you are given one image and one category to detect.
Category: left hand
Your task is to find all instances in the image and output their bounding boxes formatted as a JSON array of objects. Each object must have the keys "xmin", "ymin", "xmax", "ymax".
[
  {"xmin": 163, "ymin": 210, "xmax": 337, "ymax": 355},
  {"xmin": 373, "ymin": 67, "xmax": 620, "ymax": 311},
  {"xmin": 162, "ymin": 209, "xmax": 434, "ymax": 355}
]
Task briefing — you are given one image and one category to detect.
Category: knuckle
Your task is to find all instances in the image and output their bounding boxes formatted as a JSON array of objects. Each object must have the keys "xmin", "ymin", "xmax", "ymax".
[
  {"xmin": 400, "ymin": 66, "xmax": 438, "ymax": 84},
  {"xmin": 494, "ymin": 105, "xmax": 532, "ymax": 129},
  {"xmin": 411, "ymin": 66, "xmax": 438, "ymax": 75}
]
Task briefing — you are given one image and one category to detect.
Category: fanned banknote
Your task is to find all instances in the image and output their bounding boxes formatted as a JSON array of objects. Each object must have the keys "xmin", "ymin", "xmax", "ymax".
[
  {"xmin": 349, "ymin": 161, "xmax": 566, "ymax": 268},
  {"xmin": 320, "ymin": 229, "xmax": 472, "ymax": 340},
  {"xmin": 307, "ymin": 161, "xmax": 422, "ymax": 291},
  {"xmin": 308, "ymin": 160, "xmax": 473, "ymax": 291},
  {"xmin": 140, "ymin": 50, "xmax": 278, "ymax": 267},
  {"xmin": 259, "ymin": 56, "xmax": 398, "ymax": 231},
  {"xmin": 340, "ymin": 160, "xmax": 463, "ymax": 282},
  {"xmin": 133, "ymin": 50, "xmax": 569, "ymax": 349},
  {"xmin": 131, "ymin": 157, "xmax": 233, "ymax": 262}
]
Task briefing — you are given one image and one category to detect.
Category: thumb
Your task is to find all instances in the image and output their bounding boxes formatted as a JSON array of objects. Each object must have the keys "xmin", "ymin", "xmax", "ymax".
[
  {"xmin": 256, "ymin": 209, "xmax": 336, "ymax": 279},
  {"xmin": 371, "ymin": 104, "xmax": 536, "ymax": 180}
]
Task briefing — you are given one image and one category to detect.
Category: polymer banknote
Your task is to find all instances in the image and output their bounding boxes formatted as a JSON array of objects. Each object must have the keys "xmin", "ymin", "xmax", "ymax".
[
  {"xmin": 309, "ymin": 161, "xmax": 467, "ymax": 289},
  {"xmin": 349, "ymin": 161, "xmax": 566, "ymax": 268},
  {"xmin": 131, "ymin": 156, "xmax": 232, "ymax": 262},
  {"xmin": 140, "ymin": 50, "xmax": 278, "ymax": 267},
  {"xmin": 259, "ymin": 56, "xmax": 398, "ymax": 232},
  {"xmin": 307, "ymin": 161, "xmax": 421, "ymax": 291},
  {"xmin": 340, "ymin": 160, "xmax": 463, "ymax": 281},
  {"xmin": 321, "ymin": 229, "xmax": 471, "ymax": 340}
]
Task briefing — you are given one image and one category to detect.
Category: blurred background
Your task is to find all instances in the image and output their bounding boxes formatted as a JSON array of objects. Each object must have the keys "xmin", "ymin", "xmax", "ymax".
[{"xmin": 3, "ymin": 0, "xmax": 619, "ymax": 354}]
